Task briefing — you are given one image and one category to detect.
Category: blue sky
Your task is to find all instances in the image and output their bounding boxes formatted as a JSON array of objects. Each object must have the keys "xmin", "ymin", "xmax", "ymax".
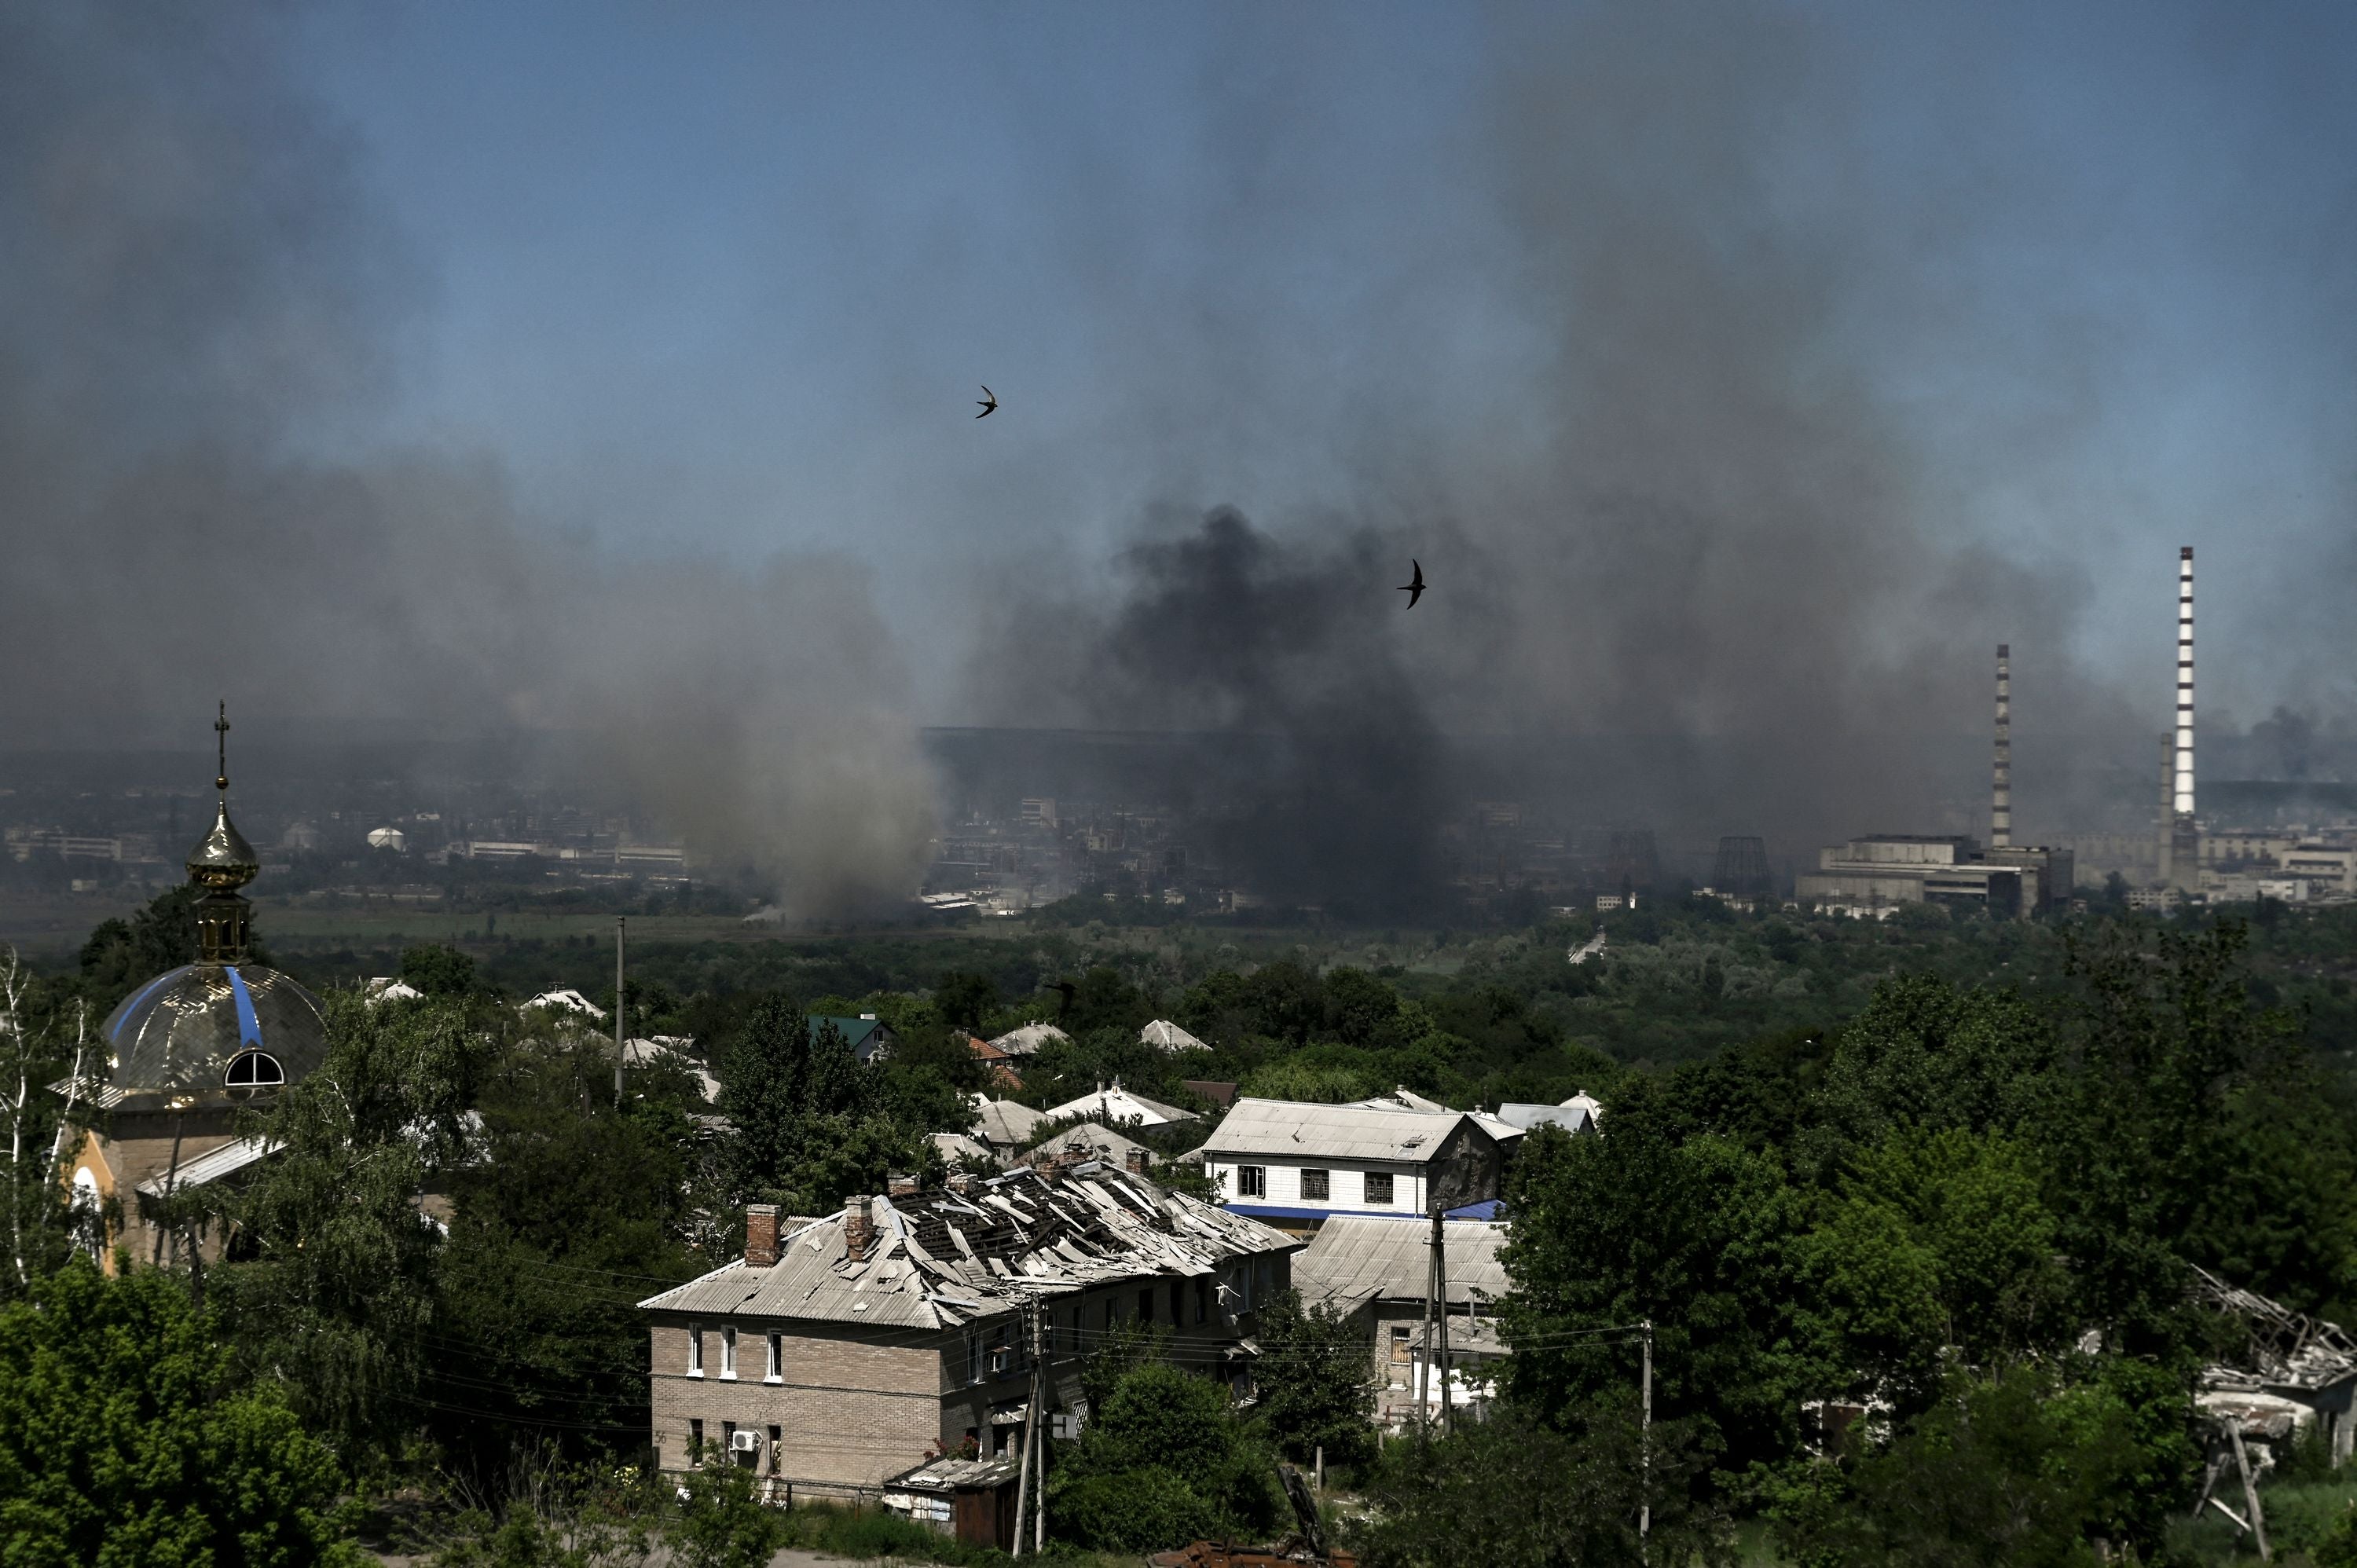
[{"xmin": 276, "ymin": 1, "xmax": 2357, "ymax": 728}]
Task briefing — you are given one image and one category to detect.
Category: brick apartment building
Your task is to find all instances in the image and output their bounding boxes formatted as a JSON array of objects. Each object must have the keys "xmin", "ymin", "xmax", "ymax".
[{"xmin": 638, "ymin": 1163, "xmax": 1299, "ymax": 1490}]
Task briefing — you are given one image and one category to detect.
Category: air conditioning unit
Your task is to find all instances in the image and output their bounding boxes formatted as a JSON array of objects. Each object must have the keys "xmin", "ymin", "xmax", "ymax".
[{"xmin": 730, "ymin": 1430, "xmax": 762, "ymax": 1453}]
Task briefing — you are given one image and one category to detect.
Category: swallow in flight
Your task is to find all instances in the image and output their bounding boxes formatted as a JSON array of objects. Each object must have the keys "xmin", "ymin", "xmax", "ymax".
[
  {"xmin": 1398, "ymin": 559, "xmax": 1425, "ymax": 607},
  {"xmin": 977, "ymin": 386, "xmax": 999, "ymax": 418}
]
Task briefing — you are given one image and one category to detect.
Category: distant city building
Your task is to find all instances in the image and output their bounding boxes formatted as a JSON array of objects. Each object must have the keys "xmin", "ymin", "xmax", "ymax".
[{"xmin": 365, "ymin": 826, "xmax": 407, "ymax": 852}]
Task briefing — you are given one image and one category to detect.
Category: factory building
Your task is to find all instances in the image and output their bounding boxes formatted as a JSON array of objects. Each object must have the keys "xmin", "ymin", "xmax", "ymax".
[{"xmin": 1797, "ymin": 644, "xmax": 2071, "ymax": 920}]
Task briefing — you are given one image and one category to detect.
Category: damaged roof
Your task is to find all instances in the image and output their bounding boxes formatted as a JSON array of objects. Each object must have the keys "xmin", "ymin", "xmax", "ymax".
[
  {"xmin": 1293, "ymin": 1215, "xmax": 1508, "ymax": 1310},
  {"xmin": 2191, "ymin": 1263, "xmax": 2357, "ymax": 1393},
  {"xmin": 638, "ymin": 1166, "xmax": 1296, "ymax": 1332}
]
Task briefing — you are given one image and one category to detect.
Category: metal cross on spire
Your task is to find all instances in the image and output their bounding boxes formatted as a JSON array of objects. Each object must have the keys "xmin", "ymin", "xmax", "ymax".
[{"xmin": 215, "ymin": 699, "xmax": 231, "ymax": 793}]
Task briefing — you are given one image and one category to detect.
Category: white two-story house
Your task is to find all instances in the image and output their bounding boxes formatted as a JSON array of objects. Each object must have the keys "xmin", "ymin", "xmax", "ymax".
[{"xmin": 1199, "ymin": 1098, "xmax": 1502, "ymax": 1236}]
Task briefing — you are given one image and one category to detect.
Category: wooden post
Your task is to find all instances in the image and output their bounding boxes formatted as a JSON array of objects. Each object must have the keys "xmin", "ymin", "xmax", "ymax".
[{"xmin": 2228, "ymin": 1420, "xmax": 2271, "ymax": 1562}]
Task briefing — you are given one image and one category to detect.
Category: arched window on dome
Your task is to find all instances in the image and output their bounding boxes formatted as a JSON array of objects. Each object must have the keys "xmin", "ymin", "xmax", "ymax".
[{"xmin": 225, "ymin": 1050, "xmax": 284, "ymax": 1090}]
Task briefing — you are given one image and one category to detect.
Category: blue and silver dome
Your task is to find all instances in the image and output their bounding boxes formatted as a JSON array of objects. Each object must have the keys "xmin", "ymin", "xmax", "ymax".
[{"xmin": 95, "ymin": 962, "xmax": 325, "ymax": 1108}]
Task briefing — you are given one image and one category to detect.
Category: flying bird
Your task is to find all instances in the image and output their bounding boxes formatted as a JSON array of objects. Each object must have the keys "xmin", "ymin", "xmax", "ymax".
[
  {"xmin": 976, "ymin": 385, "xmax": 998, "ymax": 418},
  {"xmin": 1398, "ymin": 559, "xmax": 1425, "ymax": 608}
]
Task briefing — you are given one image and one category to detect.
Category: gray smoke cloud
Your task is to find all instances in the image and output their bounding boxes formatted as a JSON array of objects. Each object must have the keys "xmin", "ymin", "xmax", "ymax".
[
  {"xmin": 0, "ymin": 3, "xmax": 935, "ymax": 914},
  {"xmin": 968, "ymin": 2, "xmax": 2300, "ymax": 887}
]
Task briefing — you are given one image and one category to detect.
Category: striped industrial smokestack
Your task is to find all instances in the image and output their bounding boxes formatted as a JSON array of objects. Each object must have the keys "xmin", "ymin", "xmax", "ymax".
[
  {"xmin": 1992, "ymin": 643, "xmax": 2011, "ymax": 849},
  {"xmin": 2174, "ymin": 547, "xmax": 2195, "ymax": 819}
]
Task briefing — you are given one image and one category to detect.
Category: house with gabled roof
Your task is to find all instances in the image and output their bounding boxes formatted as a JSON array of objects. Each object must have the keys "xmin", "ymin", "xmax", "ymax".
[
  {"xmin": 1200, "ymin": 1098, "xmax": 1502, "ymax": 1235},
  {"xmin": 636, "ymin": 1167, "xmax": 1298, "ymax": 1492}
]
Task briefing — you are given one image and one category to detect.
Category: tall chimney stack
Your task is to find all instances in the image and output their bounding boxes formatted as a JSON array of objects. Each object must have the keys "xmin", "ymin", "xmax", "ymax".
[
  {"xmin": 2174, "ymin": 547, "xmax": 2195, "ymax": 819},
  {"xmin": 2156, "ymin": 733, "xmax": 2176, "ymax": 886},
  {"xmin": 1992, "ymin": 644, "xmax": 2011, "ymax": 850},
  {"xmin": 2168, "ymin": 547, "xmax": 2201, "ymax": 890},
  {"xmin": 843, "ymin": 1195, "xmax": 876, "ymax": 1263}
]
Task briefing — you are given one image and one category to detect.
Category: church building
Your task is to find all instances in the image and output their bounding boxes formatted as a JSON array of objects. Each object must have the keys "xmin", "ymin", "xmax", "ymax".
[{"xmin": 55, "ymin": 705, "xmax": 327, "ymax": 1269}]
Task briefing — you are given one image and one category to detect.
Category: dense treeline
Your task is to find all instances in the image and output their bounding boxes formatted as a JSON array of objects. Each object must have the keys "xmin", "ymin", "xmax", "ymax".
[{"xmin": 3, "ymin": 892, "xmax": 2355, "ymax": 1563}]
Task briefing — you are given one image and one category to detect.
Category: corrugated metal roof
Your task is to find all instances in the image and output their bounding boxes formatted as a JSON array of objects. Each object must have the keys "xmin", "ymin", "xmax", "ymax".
[
  {"xmin": 1496, "ymin": 1101, "xmax": 1595, "ymax": 1134},
  {"xmin": 987, "ymin": 1023, "xmax": 1070, "ymax": 1057},
  {"xmin": 1292, "ymin": 1215, "xmax": 1508, "ymax": 1309},
  {"xmin": 1140, "ymin": 1020, "xmax": 1210, "ymax": 1051},
  {"xmin": 970, "ymin": 1097, "xmax": 1046, "ymax": 1146},
  {"xmin": 1204, "ymin": 1099, "xmax": 1469, "ymax": 1163},
  {"xmin": 639, "ymin": 1167, "xmax": 1296, "ymax": 1331},
  {"xmin": 134, "ymin": 1135, "xmax": 281, "ymax": 1197},
  {"xmin": 1041, "ymin": 1084, "xmax": 1189, "ymax": 1127}
]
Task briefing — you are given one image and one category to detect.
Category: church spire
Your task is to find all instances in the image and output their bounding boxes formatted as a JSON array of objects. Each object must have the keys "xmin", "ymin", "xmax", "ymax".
[{"xmin": 187, "ymin": 701, "xmax": 259, "ymax": 962}]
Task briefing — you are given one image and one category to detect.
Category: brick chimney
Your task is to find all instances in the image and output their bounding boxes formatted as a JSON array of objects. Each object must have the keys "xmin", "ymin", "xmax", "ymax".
[
  {"xmin": 1125, "ymin": 1149, "xmax": 1150, "ymax": 1175},
  {"xmin": 947, "ymin": 1172, "xmax": 973, "ymax": 1195},
  {"xmin": 843, "ymin": 1196, "xmax": 876, "ymax": 1262},
  {"xmin": 745, "ymin": 1203, "xmax": 781, "ymax": 1268},
  {"xmin": 888, "ymin": 1173, "xmax": 919, "ymax": 1199}
]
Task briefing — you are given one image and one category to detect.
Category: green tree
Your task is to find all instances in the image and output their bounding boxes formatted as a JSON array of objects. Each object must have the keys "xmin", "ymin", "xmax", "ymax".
[
  {"xmin": 666, "ymin": 1459, "xmax": 785, "ymax": 1568},
  {"xmin": 224, "ymin": 990, "xmax": 483, "ymax": 1467},
  {"xmin": 1773, "ymin": 1365, "xmax": 2155, "ymax": 1568},
  {"xmin": 1802, "ymin": 1127, "xmax": 2070, "ymax": 1409},
  {"xmin": 932, "ymin": 970, "xmax": 999, "ymax": 1034},
  {"xmin": 0, "ymin": 1260, "xmax": 364, "ymax": 1565},
  {"xmin": 1251, "ymin": 1289, "xmax": 1377, "ymax": 1471},
  {"xmin": 1497, "ymin": 1116, "xmax": 1820, "ymax": 1482},
  {"xmin": 431, "ymin": 1042, "xmax": 702, "ymax": 1484},
  {"xmin": 1051, "ymin": 1361, "xmax": 1277, "ymax": 1549},
  {"xmin": 400, "ymin": 943, "xmax": 482, "ymax": 997},
  {"xmin": 1820, "ymin": 976, "xmax": 2055, "ymax": 1143},
  {"xmin": 1353, "ymin": 1403, "xmax": 1726, "ymax": 1568}
]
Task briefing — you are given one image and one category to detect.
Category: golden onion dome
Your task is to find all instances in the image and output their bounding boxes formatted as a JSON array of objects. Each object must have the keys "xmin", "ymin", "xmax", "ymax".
[
  {"xmin": 185, "ymin": 699, "xmax": 258, "ymax": 891},
  {"xmin": 186, "ymin": 797, "xmax": 259, "ymax": 891}
]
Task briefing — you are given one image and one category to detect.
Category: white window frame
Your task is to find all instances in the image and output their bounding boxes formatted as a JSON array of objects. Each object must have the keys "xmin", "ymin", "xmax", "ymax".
[
  {"xmin": 1365, "ymin": 1170, "xmax": 1395, "ymax": 1206},
  {"xmin": 1300, "ymin": 1167, "xmax": 1330, "ymax": 1202},
  {"xmin": 1237, "ymin": 1164, "xmax": 1266, "ymax": 1197},
  {"xmin": 720, "ymin": 1324, "xmax": 738, "ymax": 1380},
  {"xmin": 766, "ymin": 1332, "xmax": 783, "ymax": 1383},
  {"xmin": 687, "ymin": 1324, "xmax": 705, "ymax": 1377}
]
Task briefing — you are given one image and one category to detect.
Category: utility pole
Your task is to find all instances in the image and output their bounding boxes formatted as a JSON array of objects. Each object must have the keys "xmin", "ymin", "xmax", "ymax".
[
  {"xmin": 1417, "ymin": 1203, "xmax": 1439, "ymax": 1445},
  {"xmin": 613, "ymin": 916, "xmax": 625, "ymax": 1108},
  {"xmin": 1013, "ymin": 1298, "xmax": 1044, "ymax": 1556},
  {"xmin": 1435, "ymin": 1206, "xmax": 1453, "ymax": 1438},
  {"xmin": 1640, "ymin": 1318, "xmax": 1654, "ymax": 1559},
  {"xmin": 1033, "ymin": 1302, "xmax": 1047, "ymax": 1556}
]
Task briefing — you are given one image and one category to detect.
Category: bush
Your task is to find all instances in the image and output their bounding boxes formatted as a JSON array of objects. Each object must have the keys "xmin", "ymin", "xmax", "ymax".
[
  {"xmin": 667, "ymin": 1460, "xmax": 786, "ymax": 1568},
  {"xmin": 1053, "ymin": 1467, "xmax": 1219, "ymax": 1552}
]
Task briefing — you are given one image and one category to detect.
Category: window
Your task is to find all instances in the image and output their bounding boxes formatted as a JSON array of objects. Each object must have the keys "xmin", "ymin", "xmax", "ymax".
[
  {"xmin": 1237, "ymin": 1165, "xmax": 1266, "ymax": 1197},
  {"xmin": 689, "ymin": 1418, "xmax": 706, "ymax": 1459},
  {"xmin": 967, "ymin": 1328, "xmax": 984, "ymax": 1385},
  {"xmin": 1103, "ymin": 1297, "xmax": 1116, "ymax": 1332},
  {"xmin": 224, "ymin": 1050, "xmax": 284, "ymax": 1090},
  {"xmin": 720, "ymin": 1324, "xmax": 738, "ymax": 1379},
  {"xmin": 1365, "ymin": 1171, "xmax": 1394, "ymax": 1205},
  {"xmin": 687, "ymin": 1324, "xmax": 704, "ymax": 1376},
  {"xmin": 766, "ymin": 1332, "xmax": 782, "ymax": 1382},
  {"xmin": 1300, "ymin": 1169, "xmax": 1330, "ymax": 1201},
  {"xmin": 1138, "ymin": 1288, "xmax": 1154, "ymax": 1323},
  {"xmin": 1171, "ymin": 1280, "xmax": 1183, "ymax": 1324},
  {"xmin": 1195, "ymin": 1277, "xmax": 1209, "ymax": 1324},
  {"xmin": 1391, "ymin": 1325, "xmax": 1413, "ymax": 1364},
  {"xmin": 766, "ymin": 1424, "xmax": 782, "ymax": 1472}
]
